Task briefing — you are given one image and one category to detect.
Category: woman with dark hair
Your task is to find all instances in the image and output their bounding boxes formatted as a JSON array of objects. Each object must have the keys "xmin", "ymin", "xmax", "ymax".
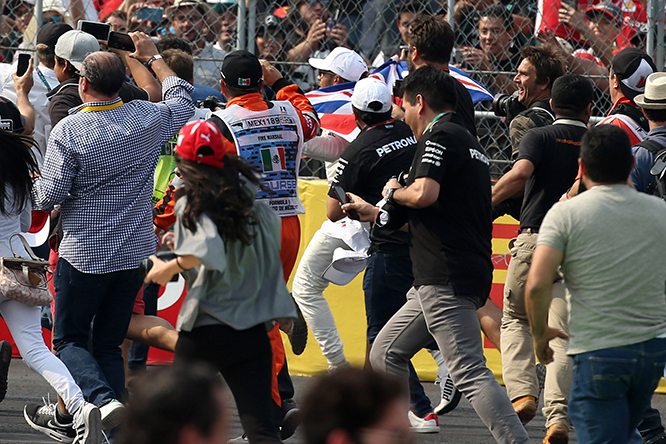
[
  {"xmin": 144, "ymin": 120, "xmax": 296, "ymax": 444},
  {"xmin": 0, "ymin": 130, "xmax": 101, "ymax": 444}
]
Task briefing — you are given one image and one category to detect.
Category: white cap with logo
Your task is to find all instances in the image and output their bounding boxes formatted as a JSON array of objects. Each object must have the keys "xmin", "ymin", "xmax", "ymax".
[
  {"xmin": 309, "ymin": 47, "xmax": 368, "ymax": 82},
  {"xmin": 351, "ymin": 77, "xmax": 392, "ymax": 113}
]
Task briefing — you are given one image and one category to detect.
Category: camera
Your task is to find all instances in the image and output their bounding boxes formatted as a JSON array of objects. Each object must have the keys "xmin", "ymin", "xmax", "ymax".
[
  {"xmin": 138, "ymin": 251, "xmax": 180, "ymax": 282},
  {"xmin": 492, "ymin": 92, "xmax": 527, "ymax": 122},
  {"xmin": 197, "ymin": 95, "xmax": 225, "ymax": 111}
]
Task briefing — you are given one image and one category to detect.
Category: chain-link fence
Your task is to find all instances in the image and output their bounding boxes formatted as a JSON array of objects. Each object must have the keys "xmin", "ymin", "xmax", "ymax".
[{"xmin": 1, "ymin": 0, "xmax": 663, "ymax": 178}]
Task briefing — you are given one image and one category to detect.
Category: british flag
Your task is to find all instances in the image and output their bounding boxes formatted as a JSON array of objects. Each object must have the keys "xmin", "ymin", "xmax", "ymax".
[{"xmin": 306, "ymin": 56, "xmax": 494, "ymax": 142}]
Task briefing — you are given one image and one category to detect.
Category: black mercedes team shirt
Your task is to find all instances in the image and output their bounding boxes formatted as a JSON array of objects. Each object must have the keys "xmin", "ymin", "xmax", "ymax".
[
  {"xmin": 517, "ymin": 119, "xmax": 588, "ymax": 230},
  {"xmin": 407, "ymin": 118, "xmax": 492, "ymax": 302},
  {"xmin": 331, "ymin": 119, "xmax": 417, "ymax": 255}
]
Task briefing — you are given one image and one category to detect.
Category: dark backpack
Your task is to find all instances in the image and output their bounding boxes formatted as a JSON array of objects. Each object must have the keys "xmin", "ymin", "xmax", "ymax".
[{"xmin": 635, "ymin": 138, "xmax": 666, "ymax": 200}]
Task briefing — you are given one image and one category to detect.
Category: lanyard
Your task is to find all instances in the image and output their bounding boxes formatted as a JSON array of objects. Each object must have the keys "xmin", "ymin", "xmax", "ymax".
[
  {"xmin": 35, "ymin": 68, "xmax": 52, "ymax": 92},
  {"xmin": 79, "ymin": 101, "xmax": 124, "ymax": 112},
  {"xmin": 424, "ymin": 112, "xmax": 449, "ymax": 133}
]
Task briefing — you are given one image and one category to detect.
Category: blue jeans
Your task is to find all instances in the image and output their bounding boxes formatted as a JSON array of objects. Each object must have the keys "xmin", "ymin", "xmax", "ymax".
[
  {"xmin": 363, "ymin": 252, "xmax": 433, "ymax": 417},
  {"xmin": 570, "ymin": 338, "xmax": 666, "ymax": 444},
  {"xmin": 53, "ymin": 259, "xmax": 143, "ymax": 406}
]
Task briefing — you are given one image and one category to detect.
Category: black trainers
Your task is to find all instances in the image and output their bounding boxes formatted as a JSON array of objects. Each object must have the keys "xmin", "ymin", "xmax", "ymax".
[
  {"xmin": 0, "ymin": 340, "xmax": 11, "ymax": 403},
  {"xmin": 281, "ymin": 398, "xmax": 302, "ymax": 440},
  {"xmin": 288, "ymin": 296, "xmax": 308, "ymax": 355},
  {"xmin": 24, "ymin": 401, "xmax": 76, "ymax": 443}
]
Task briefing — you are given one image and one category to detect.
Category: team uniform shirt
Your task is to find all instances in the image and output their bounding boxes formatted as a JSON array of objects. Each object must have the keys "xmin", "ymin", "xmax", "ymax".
[
  {"xmin": 154, "ymin": 78, "xmax": 319, "ymax": 231},
  {"xmin": 407, "ymin": 117, "xmax": 493, "ymax": 301},
  {"xmin": 212, "ymin": 99, "xmax": 305, "ymax": 217},
  {"xmin": 331, "ymin": 119, "xmax": 417, "ymax": 255},
  {"xmin": 518, "ymin": 119, "xmax": 587, "ymax": 230}
]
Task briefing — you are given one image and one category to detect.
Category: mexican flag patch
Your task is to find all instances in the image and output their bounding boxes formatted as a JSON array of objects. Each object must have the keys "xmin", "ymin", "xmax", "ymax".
[{"xmin": 261, "ymin": 147, "xmax": 286, "ymax": 172}]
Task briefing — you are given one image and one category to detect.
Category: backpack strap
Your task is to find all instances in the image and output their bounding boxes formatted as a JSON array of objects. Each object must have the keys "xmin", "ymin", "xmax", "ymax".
[{"xmin": 635, "ymin": 139, "xmax": 666, "ymax": 158}]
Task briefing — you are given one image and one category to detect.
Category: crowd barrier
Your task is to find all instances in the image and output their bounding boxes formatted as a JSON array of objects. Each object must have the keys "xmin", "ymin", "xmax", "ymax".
[{"xmin": 2, "ymin": 178, "xmax": 664, "ymax": 393}]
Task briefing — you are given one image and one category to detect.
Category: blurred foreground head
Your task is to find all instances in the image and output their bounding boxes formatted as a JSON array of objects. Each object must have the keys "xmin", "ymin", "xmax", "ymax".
[
  {"xmin": 120, "ymin": 364, "xmax": 228, "ymax": 444},
  {"xmin": 302, "ymin": 368, "xmax": 414, "ymax": 444}
]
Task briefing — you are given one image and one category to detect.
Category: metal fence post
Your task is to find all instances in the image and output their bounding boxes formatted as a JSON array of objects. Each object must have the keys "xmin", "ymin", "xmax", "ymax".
[
  {"xmin": 657, "ymin": 0, "xmax": 665, "ymax": 70},
  {"xmin": 247, "ymin": 0, "xmax": 257, "ymax": 55},
  {"xmin": 34, "ymin": 0, "xmax": 43, "ymax": 49},
  {"xmin": 237, "ymin": 0, "xmax": 247, "ymax": 51}
]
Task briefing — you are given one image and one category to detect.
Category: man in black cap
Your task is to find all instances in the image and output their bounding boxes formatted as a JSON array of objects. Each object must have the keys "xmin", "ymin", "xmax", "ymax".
[
  {"xmin": 212, "ymin": 50, "xmax": 319, "ymax": 444},
  {"xmin": 206, "ymin": 50, "xmax": 319, "ymax": 443},
  {"xmin": 565, "ymin": 48, "xmax": 656, "ymax": 199}
]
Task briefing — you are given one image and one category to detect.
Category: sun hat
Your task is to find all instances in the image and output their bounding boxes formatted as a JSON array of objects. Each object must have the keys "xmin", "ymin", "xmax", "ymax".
[{"xmin": 634, "ymin": 72, "xmax": 666, "ymax": 109}]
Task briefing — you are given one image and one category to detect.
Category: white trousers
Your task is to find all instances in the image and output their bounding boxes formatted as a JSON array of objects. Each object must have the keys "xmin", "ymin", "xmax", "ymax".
[
  {"xmin": 0, "ymin": 294, "xmax": 84, "ymax": 414},
  {"xmin": 291, "ymin": 229, "xmax": 350, "ymax": 367}
]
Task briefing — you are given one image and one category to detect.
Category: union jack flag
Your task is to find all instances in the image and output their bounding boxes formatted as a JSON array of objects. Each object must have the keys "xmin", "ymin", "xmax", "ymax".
[{"xmin": 305, "ymin": 56, "xmax": 494, "ymax": 142}]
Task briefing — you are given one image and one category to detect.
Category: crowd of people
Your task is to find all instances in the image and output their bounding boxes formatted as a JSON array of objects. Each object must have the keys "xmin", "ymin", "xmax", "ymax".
[{"xmin": 0, "ymin": 1, "xmax": 665, "ymax": 444}]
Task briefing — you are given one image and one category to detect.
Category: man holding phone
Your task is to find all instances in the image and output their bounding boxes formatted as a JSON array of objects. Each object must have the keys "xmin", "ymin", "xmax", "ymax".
[
  {"xmin": 47, "ymin": 29, "xmax": 161, "ymax": 126},
  {"xmin": 325, "ymin": 79, "xmax": 448, "ymax": 432}
]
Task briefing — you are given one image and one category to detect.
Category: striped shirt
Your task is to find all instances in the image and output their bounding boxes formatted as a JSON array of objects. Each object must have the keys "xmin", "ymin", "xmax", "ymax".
[{"xmin": 33, "ymin": 76, "xmax": 194, "ymax": 274}]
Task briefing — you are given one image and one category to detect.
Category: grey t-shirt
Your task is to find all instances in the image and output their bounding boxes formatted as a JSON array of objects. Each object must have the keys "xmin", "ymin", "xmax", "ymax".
[
  {"xmin": 538, "ymin": 184, "xmax": 666, "ymax": 355},
  {"xmin": 173, "ymin": 180, "xmax": 296, "ymax": 332}
]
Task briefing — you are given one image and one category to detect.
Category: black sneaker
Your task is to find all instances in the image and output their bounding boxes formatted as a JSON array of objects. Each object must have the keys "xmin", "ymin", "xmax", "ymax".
[
  {"xmin": 24, "ymin": 402, "xmax": 76, "ymax": 443},
  {"xmin": 281, "ymin": 399, "xmax": 302, "ymax": 440},
  {"xmin": 289, "ymin": 296, "xmax": 308, "ymax": 355},
  {"xmin": 0, "ymin": 340, "xmax": 11, "ymax": 403}
]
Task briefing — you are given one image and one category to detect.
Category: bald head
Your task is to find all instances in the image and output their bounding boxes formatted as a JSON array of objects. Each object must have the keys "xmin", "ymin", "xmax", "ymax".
[{"xmin": 81, "ymin": 51, "xmax": 126, "ymax": 98}]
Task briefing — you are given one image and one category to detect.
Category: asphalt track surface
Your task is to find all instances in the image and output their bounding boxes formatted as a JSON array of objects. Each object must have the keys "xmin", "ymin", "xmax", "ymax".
[{"xmin": 3, "ymin": 359, "xmax": 666, "ymax": 443}]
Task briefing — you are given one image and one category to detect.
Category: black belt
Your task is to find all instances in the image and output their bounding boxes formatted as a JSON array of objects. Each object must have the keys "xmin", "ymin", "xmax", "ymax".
[{"xmin": 520, "ymin": 228, "xmax": 539, "ymax": 234}]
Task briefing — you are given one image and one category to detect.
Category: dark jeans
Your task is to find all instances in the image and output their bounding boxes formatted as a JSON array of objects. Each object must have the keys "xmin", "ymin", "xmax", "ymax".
[
  {"xmin": 639, "ymin": 406, "xmax": 666, "ymax": 444},
  {"xmin": 128, "ymin": 283, "xmax": 160, "ymax": 370},
  {"xmin": 53, "ymin": 259, "xmax": 142, "ymax": 406},
  {"xmin": 570, "ymin": 338, "xmax": 666, "ymax": 444},
  {"xmin": 363, "ymin": 252, "xmax": 434, "ymax": 417},
  {"xmin": 175, "ymin": 323, "xmax": 281, "ymax": 444}
]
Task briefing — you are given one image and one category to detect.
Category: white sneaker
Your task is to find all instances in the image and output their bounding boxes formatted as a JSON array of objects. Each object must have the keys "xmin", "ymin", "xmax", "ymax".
[
  {"xmin": 99, "ymin": 400, "xmax": 125, "ymax": 431},
  {"xmin": 407, "ymin": 410, "xmax": 439, "ymax": 433},
  {"xmin": 73, "ymin": 401, "xmax": 102, "ymax": 444}
]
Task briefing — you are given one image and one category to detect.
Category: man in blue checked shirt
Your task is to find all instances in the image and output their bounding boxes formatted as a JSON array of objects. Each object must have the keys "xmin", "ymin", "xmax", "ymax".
[{"xmin": 32, "ymin": 32, "xmax": 194, "ymax": 432}]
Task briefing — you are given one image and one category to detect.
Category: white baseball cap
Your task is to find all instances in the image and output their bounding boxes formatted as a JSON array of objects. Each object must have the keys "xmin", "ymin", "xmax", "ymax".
[
  {"xmin": 351, "ymin": 77, "xmax": 392, "ymax": 113},
  {"xmin": 321, "ymin": 248, "xmax": 369, "ymax": 286},
  {"xmin": 309, "ymin": 47, "xmax": 368, "ymax": 82},
  {"xmin": 55, "ymin": 30, "xmax": 100, "ymax": 71}
]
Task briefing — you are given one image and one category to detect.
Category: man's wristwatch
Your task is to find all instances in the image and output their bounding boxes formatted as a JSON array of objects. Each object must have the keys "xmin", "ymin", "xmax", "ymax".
[
  {"xmin": 147, "ymin": 54, "xmax": 163, "ymax": 67},
  {"xmin": 385, "ymin": 188, "xmax": 398, "ymax": 204}
]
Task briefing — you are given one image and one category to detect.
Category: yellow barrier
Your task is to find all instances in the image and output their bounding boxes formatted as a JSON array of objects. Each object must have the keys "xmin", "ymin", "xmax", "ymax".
[
  {"xmin": 283, "ymin": 178, "xmax": 666, "ymax": 394},
  {"xmin": 283, "ymin": 179, "xmax": 501, "ymax": 382}
]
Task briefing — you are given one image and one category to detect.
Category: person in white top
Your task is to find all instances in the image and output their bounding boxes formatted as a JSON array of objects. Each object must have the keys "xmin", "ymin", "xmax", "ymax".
[
  {"xmin": 0, "ymin": 130, "xmax": 101, "ymax": 444},
  {"xmin": 290, "ymin": 48, "xmax": 367, "ymax": 369}
]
